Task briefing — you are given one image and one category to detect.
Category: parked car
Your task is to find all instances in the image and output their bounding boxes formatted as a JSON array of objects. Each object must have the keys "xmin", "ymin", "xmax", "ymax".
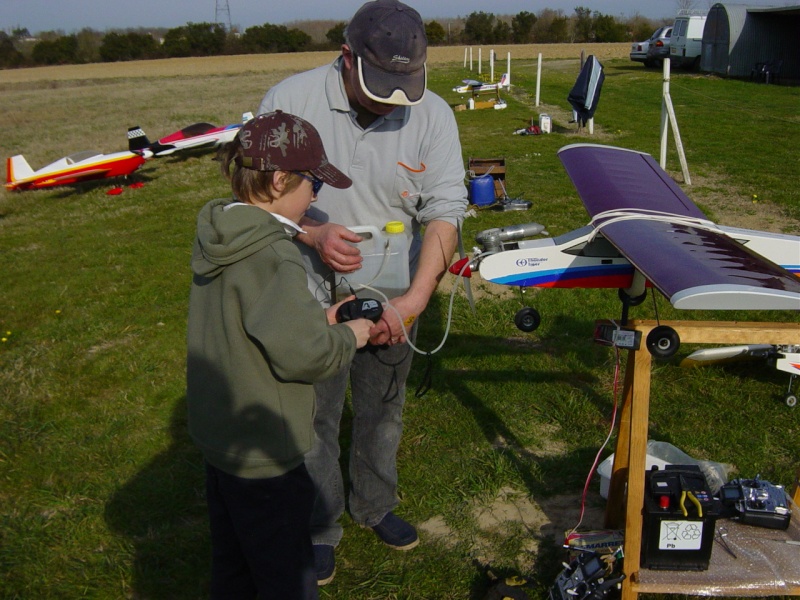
[
  {"xmin": 670, "ymin": 12, "xmax": 707, "ymax": 70},
  {"xmin": 646, "ymin": 26, "xmax": 672, "ymax": 67},
  {"xmin": 630, "ymin": 26, "xmax": 672, "ymax": 67}
]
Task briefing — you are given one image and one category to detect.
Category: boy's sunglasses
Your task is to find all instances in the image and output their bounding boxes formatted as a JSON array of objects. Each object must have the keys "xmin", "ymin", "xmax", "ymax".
[{"xmin": 293, "ymin": 171, "xmax": 324, "ymax": 195}]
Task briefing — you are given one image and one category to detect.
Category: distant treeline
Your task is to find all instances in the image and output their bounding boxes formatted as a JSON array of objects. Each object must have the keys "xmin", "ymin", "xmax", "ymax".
[{"xmin": 1, "ymin": 8, "xmax": 668, "ymax": 69}]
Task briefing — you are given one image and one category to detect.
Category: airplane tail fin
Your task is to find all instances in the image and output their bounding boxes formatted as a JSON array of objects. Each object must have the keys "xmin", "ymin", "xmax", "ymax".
[
  {"xmin": 499, "ymin": 72, "xmax": 510, "ymax": 88},
  {"xmin": 242, "ymin": 111, "xmax": 254, "ymax": 123},
  {"xmin": 127, "ymin": 126, "xmax": 151, "ymax": 153},
  {"xmin": 6, "ymin": 155, "xmax": 34, "ymax": 188}
]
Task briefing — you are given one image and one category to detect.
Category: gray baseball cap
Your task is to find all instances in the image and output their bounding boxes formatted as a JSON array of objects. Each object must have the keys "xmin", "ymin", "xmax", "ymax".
[{"xmin": 345, "ymin": 0, "xmax": 427, "ymax": 106}]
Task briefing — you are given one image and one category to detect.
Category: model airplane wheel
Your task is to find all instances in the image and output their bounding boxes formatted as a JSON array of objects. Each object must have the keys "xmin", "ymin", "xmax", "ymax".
[
  {"xmin": 785, "ymin": 394, "xmax": 797, "ymax": 408},
  {"xmin": 514, "ymin": 307, "xmax": 541, "ymax": 332},
  {"xmin": 646, "ymin": 325, "xmax": 680, "ymax": 359}
]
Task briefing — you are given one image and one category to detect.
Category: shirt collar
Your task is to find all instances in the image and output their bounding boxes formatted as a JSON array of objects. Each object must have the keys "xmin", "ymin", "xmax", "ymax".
[
  {"xmin": 271, "ymin": 212, "xmax": 306, "ymax": 238},
  {"xmin": 224, "ymin": 201, "xmax": 306, "ymax": 238}
]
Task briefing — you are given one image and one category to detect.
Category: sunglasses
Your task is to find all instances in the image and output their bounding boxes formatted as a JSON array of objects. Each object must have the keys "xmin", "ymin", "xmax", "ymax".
[{"xmin": 293, "ymin": 171, "xmax": 324, "ymax": 195}]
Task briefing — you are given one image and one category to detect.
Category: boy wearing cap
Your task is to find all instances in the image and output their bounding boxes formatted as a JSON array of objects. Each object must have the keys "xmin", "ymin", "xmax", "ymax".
[
  {"xmin": 186, "ymin": 110, "xmax": 373, "ymax": 599},
  {"xmin": 258, "ymin": 0, "xmax": 468, "ymax": 585}
]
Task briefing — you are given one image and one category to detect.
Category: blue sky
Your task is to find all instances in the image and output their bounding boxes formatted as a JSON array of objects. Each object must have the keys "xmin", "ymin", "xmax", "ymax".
[{"xmin": 3, "ymin": 0, "xmax": 782, "ymax": 34}]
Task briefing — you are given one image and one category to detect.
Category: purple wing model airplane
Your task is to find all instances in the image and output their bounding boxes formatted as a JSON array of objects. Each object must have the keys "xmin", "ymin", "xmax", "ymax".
[{"xmin": 451, "ymin": 144, "xmax": 800, "ymax": 353}]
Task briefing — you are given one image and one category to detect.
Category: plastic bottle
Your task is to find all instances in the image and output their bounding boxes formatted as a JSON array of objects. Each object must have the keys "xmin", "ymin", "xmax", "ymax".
[{"xmin": 334, "ymin": 221, "xmax": 410, "ymax": 301}]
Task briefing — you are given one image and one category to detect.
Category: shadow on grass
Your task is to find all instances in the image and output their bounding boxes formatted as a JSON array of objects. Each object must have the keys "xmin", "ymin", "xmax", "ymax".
[
  {"xmin": 407, "ymin": 293, "xmax": 619, "ymax": 597},
  {"xmin": 104, "ymin": 398, "xmax": 210, "ymax": 599}
]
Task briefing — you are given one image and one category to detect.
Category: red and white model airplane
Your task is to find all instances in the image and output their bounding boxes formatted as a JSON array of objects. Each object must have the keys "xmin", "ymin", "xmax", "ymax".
[
  {"xmin": 451, "ymin": 144, "xmax": 800, "ymax": 354},
  {"xmin": 5, "ymin": 128, "xmax": 149, "ymax": 191},
  {"xmin": 128, "ymin": 111, "xmax": 253, "ymax": 158}
]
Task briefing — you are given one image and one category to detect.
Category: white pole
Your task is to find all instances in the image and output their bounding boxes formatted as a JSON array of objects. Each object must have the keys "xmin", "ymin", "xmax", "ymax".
[
  {"xmin": 490, "ymin": 48, "xmax": 494, "ymax": 82},
  {"xmin": 478, "ymin": 48, "xmax": 482, "ymax": 75},
  {"xmin": 535, "ymin": 53, "xmax": 542, "ymax": 106},
  {"xmin": 469, "ymin": 47, "xmax": 473, "ymax": 71},
  {"xmin": 507, "ymin": 52, "xmax": 511, "ymax": 86},
  {"xmin": 660, "ymin": 59, "xmax": 670, "ymax": 167},
  {"xmin": 659, "ymin": 58, "xmax": 692, "ymax": 184},
  {"xmin": 464, "ymin": 47, "xmax": 467, "ymax": 68},
  {"xmin": 588, "ymin": 118, "xmax": 594, "ymax": 135}
]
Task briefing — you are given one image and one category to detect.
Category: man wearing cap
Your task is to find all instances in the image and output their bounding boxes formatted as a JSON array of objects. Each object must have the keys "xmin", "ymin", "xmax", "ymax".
[{"xmin": 258, "ymin": 0, "xmax": 467, "ymax": 586}]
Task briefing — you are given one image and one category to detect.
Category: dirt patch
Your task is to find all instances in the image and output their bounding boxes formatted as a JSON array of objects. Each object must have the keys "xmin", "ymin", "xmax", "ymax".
[{"xmin": 419, "ymin": 486, "xmax": 606, "ymax": 567}]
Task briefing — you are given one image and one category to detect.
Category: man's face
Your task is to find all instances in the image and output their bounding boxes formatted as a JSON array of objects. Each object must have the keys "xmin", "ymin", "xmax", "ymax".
[{"xmin": 342, "ymin": 46, "xmax": 397, "ymax": 117}]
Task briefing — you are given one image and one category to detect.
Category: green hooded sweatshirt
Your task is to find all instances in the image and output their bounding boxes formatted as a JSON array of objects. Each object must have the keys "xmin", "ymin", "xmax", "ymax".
[{"xmin": 186, "ymin": 198, "xmax": 357, "ymax": 479}]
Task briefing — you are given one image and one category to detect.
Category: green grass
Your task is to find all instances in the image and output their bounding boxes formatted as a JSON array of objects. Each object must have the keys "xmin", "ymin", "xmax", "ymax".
[{"xmin": 1, "ymin": 56, "xmax": 799, "ymax": 599}]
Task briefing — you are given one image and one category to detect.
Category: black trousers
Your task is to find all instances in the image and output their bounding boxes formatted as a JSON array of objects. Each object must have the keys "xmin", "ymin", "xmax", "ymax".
[{"xmin": 205, "ymin": 461, "xmax": 318, "ymax": 600}]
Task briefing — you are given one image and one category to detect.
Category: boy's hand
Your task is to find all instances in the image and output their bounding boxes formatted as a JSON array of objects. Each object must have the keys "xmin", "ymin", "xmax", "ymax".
[
  {"xmin": 327, "ymin": 295, "xmax": 356, "ymax": 325},
  {"xmin": 345, "ymin": 318, "xmax": 373, "ymax": 348}
]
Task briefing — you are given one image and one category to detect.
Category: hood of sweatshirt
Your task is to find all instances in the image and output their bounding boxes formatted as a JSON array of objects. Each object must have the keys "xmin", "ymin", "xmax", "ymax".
[{"xmin": 192, "ymin": 198, "xmax": 287, "ymax": 278}]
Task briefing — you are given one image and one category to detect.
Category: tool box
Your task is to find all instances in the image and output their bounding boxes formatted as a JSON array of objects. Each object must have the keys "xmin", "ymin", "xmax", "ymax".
[{"xmin": 640, "ymin": 464, "xmax": 721, "ymax": 570}]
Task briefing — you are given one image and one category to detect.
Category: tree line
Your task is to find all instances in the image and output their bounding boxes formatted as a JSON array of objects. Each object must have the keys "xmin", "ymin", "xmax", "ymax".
[{"xmin": 1, "ymin": 8, "xmax": 667, "ymax": 69}]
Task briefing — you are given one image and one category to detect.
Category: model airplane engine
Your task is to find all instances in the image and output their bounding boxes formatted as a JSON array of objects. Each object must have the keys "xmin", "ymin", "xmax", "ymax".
[{"xmin": 476, "ymin": 222, "xmax": 547, "ymax": 253}]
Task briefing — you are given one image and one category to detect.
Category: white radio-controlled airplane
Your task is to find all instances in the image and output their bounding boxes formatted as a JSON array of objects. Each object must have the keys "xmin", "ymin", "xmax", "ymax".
[
  {"xmin": 453, "ymin": 73, "xmax": 510, "ymax": 97},
  {"xmin": 450, "ymin": 144, "xmax": 800, "ymax": 365},
  {"xmin": 127, "ymin": 112, "xmax": 253, "ymax": 158}
]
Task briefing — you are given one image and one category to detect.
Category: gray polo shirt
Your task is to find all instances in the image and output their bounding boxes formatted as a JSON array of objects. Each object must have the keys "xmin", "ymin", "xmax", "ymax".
[{"xmin": 258, "ymin": 57, "xmax": 467, "ymax": 304}]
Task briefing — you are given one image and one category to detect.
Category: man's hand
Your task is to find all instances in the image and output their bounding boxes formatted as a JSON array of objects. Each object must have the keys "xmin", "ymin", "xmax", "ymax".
[
  {"xmin": 298, "ymin": 221, "xmax": 363, "ymax": 273},
  {"xmin": 368, "ymin": 294, "xmax": 423, "ymax": 346}
]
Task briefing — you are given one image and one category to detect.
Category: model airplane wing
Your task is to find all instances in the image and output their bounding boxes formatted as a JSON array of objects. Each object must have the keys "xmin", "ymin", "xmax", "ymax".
[{"xmin": 558, "ymin": 144, "xmax": 800, "ymax": 310}]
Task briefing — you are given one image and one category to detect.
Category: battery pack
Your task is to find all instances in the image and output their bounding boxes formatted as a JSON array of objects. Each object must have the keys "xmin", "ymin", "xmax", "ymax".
[{"xmin": 640, "ymin": 464, "xmax": 720, "ymax": 571}]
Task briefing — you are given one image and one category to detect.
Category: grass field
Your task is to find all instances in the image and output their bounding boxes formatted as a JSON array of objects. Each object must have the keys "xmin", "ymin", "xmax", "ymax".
[{"xmin": 1, "ymin": 46, "xmax": 799, "ymax": 599}]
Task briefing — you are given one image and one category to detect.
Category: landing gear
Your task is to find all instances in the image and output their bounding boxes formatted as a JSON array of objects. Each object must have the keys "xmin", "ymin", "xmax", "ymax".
[
  {"xmin": 785, "ymin": 374, "xmax": 797, "ymax": 407},
  {"xmin": 646, "ymin": 325, "xmax": 680, "ymax": 359},
  {"xmin": 515, "ymin": 307, "xmax": 541, "ymax": 332}
]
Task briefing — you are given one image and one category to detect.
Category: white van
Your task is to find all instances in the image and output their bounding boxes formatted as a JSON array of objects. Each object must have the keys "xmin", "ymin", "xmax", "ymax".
[{"xmin": 670, "ymin": 11, "xmax": 707, "ymax": 69}]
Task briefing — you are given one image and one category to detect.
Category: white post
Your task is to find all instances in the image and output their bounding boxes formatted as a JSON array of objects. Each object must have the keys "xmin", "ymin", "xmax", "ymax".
[
  {"xmin": 660, "ymin": 59, "xmax": 670, "ymax": 167},
  {"xmin": 535, "ymin": 53, "xmax": 542, "ymax": 106},
  {"xmin": 507, "ymin": 52, "xmax": 511, "ymax": 86},
  {"xmin": 588, "ymin": 118, "xmax": 594, "ymax": 135},
  {"xmin": 490, "ymin": 48, "xmax": 494, "ymax": 82},
  {"xmin": 469, "ymin": 47, "xmax": 473, "ymax": 71},
  {"xmin": 478, "ymin": 48, "xmax": 482, "ymax": 75},
  {"xmin": 660, "ymin": 58, "xmax": 692, "ymax": 184},
  {"xmin": 464, "ymin": 47, "xmax": 467, "ymax": 68}
]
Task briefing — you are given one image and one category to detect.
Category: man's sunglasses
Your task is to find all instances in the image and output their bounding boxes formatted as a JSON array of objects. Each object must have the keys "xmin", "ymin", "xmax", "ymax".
[{"xmin": 293, "ymin": 171, "xmax": 324, "ymax": 195}]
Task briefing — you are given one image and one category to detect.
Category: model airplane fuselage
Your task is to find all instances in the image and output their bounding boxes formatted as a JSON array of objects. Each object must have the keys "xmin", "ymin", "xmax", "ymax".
[
  {"xmin": 128, "ymin": 111, "xmax": 253, "ymax": 158},
  {"xmin": 5, "ymin": 148, "xmax": 147, "ymax": 191},
  {"xmin": 453, "ymin": 73, "xmax": 510, "ymax": 96},
  {"xmin": 473, "ymin": 223, "xmax": 800, "ymax": 309},
  {"xmin": 453, "ymin": 144, "xmax": 800, "ymax": 312}
]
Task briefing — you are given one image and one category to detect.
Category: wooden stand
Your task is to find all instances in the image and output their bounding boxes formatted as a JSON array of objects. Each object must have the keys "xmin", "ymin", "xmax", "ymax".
[{"xmin": 603, "ymin": 320, "xmax": 800, "ymax": 600}]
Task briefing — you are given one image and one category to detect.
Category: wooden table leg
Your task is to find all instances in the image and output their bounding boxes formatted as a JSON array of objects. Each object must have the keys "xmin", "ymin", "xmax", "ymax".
[
  {"xmin": 620, "ymin": 347, "xmax": 652, "ymax": 600},
  {"xmin": 605, "ymin": 349, "xmax": 636, "ymax": 529}
]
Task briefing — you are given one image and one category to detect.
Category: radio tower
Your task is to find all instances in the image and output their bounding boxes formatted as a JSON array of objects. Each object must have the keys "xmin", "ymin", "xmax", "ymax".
[{"xmin": 215, "ymin": 0, "xmax": 232, "ymax": 31}]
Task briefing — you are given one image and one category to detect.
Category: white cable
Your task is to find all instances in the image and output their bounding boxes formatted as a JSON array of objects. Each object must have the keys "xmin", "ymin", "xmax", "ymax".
[
  {"xmin": 354, "ymin": 257, "xmax": 476, "ymax": 356},
  {"xmin": 588, "ymin": 208, "xmax": 723, "ymax": 242}
]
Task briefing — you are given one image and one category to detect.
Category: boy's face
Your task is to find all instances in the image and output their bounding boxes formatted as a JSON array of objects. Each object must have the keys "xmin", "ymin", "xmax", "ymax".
[{"xmin": 276, "ymin": 173, "xmax": 318, "ymax": 223}]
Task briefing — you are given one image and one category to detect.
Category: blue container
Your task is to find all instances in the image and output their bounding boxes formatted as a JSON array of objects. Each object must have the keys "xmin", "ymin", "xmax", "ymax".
[{"xmin": 470, "ymin": 175, "xmax": 495, "ymax": 206}]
